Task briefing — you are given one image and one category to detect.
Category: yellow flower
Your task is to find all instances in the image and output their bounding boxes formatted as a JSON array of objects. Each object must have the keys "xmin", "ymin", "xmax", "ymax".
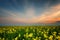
[
  {"xmin": 44, "ymin": 34, "xmax": 48, "ymax": 38},
  {"xmin": 53, "ymin": 32, "xmax": 57, "ymax": 35},
  {"xmin": 13, "ymin": 29, "xmax": 16, "ymax": 32},
  {"xmin": 33, "ymin": 37, "xmax": 39, "ymax": 40},
  {"xmin": 24, "ymin": 33, "xmax": 29, "ymax": 38},
  {"xmin": 15, "ymin": 37, "xmax": 18, "ymax": 40},
  {"xmin": 45, "ymin": 39, "xmax": 48, "ymax": 40},
  {"xmin": 0, "ymin": 38, "xmax": 1, "ymax": 39},
  {"xmin": 33, "ymin": 38, "xmax": 37, "ymax": 40},
  {"xmin": 23, "ymin": 39, "xmax": 25, "ymax": 40},
  {"xmin": 2, "ymin": 38, "xmax": 5, "ymax": 40},
  {"xmin": 12, "ymin": 39, "xmax": 14, "ymax": 40},
  {"xmin": 39, "ymin": 37, "xmax": 41, "ymax": 39},
  {"xmin": 28, "ymin": 33, "xmax": 33, "ymax": 37},
  {"xmin": 18, "ymin": 34, "xmax": 21, "ymax": 37},
  {"xmin": 49, "ymin": 35, "xmax": 53, "ymax": 40},
  {"xmin": 56, "ymin": 36, "xmax": 60, "ymax": 40}
]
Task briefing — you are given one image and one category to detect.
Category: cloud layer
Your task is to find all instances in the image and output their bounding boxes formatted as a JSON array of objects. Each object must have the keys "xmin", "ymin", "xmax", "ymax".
[{"xmin": 0, "ymin": 4, "xmax": 60, "ymax": 24}]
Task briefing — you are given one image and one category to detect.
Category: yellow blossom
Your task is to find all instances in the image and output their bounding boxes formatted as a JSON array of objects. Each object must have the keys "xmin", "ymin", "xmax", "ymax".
[
  {"xmin": 28, "ymin": 33, "xmax": 33, "ymax": 37},
  {"xmin": 15, "ymin": 37, "xmax": 18, "ymax": 40},
  {"xmin": 56, "ymin": 36, "xmax": 60, "ymax": 40},
  {"xmin": 44, "ymin": 34, "xmax": 48, "ymax": 38},
  {"xmin": 18, "ymin": 34, "xmax": 21, "ymax": 37},
  {"xmin": 49, "ymin": 35, "xmax": 53, "ymax": 40}
]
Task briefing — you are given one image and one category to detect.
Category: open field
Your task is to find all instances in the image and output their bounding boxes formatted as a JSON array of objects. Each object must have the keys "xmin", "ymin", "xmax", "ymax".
[{"xmin": 0, "ymin": 26, "xmax": 60, "ymax": 40}]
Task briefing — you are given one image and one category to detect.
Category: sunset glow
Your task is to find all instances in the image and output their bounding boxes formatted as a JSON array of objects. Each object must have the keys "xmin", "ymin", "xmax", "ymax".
[{"xmin": 0, "ymin": 0, "xmax": 60, "ymax": 25}]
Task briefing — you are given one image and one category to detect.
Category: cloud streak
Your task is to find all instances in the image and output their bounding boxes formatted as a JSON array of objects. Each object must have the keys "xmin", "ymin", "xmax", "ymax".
[{"xmin": 0, "ymin": 3, "xmax": 60, "ymax": 24}]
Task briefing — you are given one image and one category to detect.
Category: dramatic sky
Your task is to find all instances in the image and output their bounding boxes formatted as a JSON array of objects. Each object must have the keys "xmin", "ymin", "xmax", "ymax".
[{"xmin": 0, "ymin": 0, "xmax": 60, "ymax": 25}]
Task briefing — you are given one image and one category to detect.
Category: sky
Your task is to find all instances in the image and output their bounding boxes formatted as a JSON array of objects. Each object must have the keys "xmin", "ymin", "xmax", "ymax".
[{"xmin": 0, "ymin": 0, "xmax": 60, "ymax": 25}]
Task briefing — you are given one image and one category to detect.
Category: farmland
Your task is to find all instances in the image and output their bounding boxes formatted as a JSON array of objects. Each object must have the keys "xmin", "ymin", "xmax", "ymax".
[{"xmin": 0, "ymin": 26, "xmax": 60, "ymax": 40}]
